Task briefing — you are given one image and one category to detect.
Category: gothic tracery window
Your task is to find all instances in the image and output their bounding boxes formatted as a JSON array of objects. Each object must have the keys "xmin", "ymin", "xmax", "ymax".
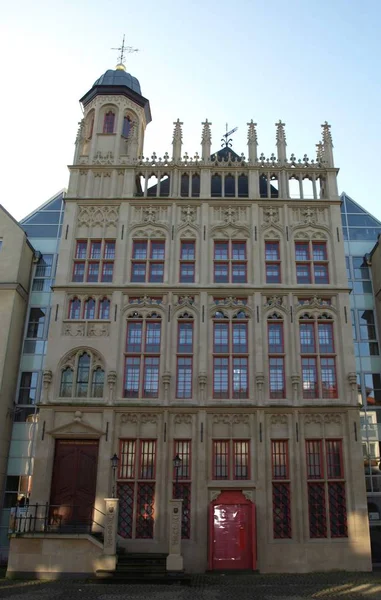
[{"xmin": 59, "ymin": 350, "xmax": 105, "ymax": 399}]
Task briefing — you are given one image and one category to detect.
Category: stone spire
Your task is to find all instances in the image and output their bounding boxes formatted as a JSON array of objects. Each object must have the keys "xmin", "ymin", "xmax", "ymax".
[
  {"xmin": 172, "ymin": 118, "xmax": 183, "ymax": 161},
  {"xmin": 201, "ymin": 119, "xmax": 212, "ymax": 160},
  {"xmin": 276, "ymin": 120, "xmax": 287, "ymax": 163},
  {"xmin": 321, "ymin": 121, "xmax": 334, "ymax": 167},
  {"xmin": 247, "ymin": 120, "xmax": 258, "ymax": 161}
]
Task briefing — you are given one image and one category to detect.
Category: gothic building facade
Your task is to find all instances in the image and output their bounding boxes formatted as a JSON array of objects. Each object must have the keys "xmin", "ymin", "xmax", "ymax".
[{"xmin": 18, "ymin": 62, "xmax": 371, "ymax": 573}]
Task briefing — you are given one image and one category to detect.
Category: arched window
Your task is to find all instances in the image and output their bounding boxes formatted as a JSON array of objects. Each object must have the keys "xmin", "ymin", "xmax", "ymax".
[
  {"xmin": 103, "ymin": 111, "xmax": 115, "ymax": 134},
  {"xmin": 60, "ymin": 367, "xmax": 73, "ymax": 397},
  {"xmin": 299, "ymin": 313, "xmax": 337, "ymax": 399},
  {"xmin": 176, "ymin": 313, "xmax": 194, "ymax": 399},
  {"xmin": 59, "ymin": 350, "xmax": 105, "ymax": 399},
  {"xmin": 122, "ymin": 116, "xmax": 131, "ymax": 138},
  {"xmin": 92, "ymin": 367, "xmax": 105, "ymax": 397},
  {"xmin": 84, "ymin": 298, "xmax": 96, "ymax": 320},
  {"xmin": 124, "ymin": 313, "xmax": 162, "ymax": 398},
  {"xmin": 69, "ymin": 297, "xmax": 81, "ymax": 319},
  {"xmin": 212, "ymin": 310, "xmax": 249, "ymax": 399},
  {"xmin": 267, "ymin": 315, "xmax": 285, "ymax": 399},
  {"xmin": 76, "ymin": 353, "xmax": 90, "ymax": 397},
  {"xmin": 99, "ymin": 298, "xmax": 110, "ymax": 319},
  {"xmin": 88, "ymin": 116, "xmax": 94, "ymax": 139}
]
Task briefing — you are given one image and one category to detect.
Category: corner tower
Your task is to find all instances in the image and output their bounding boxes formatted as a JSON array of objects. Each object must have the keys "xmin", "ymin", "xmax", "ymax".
[{"xmin": 69, "ymin": 59, "xmax": 151, "ymax": 199}]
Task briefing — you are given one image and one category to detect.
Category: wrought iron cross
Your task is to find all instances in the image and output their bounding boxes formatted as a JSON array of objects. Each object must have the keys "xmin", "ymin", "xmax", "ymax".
[
  {"xmin": 221, "ymin": 123, "xmax": 238, "ymax": 148},
  {"xmin": 112, "ymin": 34, "xmax": 139, "ymax": 66}
]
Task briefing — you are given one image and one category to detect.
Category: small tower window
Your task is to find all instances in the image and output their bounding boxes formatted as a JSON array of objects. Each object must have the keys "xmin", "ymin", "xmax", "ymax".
[
  {"xmin": 122, "ymin": 116, "xmax": 132, "ymax": 138},
  {"xmin": 103, "ymin": 111, "xmax": 115, "ymax": 134}
]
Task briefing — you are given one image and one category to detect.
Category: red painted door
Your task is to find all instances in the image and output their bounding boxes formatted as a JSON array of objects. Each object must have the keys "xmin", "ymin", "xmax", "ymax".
[
  {"xmin": 210, "ymin": 491, "xmax": 255, "ymax": 570},
  {"xmin": 49, "ymin": 439, "xmax": 99, "ymax": 530}
]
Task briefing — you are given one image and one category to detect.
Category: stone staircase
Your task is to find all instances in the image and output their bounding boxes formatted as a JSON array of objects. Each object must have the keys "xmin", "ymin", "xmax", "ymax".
[{"xmin": 96, "ymin": 550, "xmax": 190, "ymax": 584}]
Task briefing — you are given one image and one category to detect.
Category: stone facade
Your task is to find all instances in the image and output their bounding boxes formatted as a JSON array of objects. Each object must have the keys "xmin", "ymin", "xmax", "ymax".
[
  {"xmin": 0, "ymin": 207, "xmax": 34, "ymax": 505},
  {"xmin": 21, "ymin": 63, "xmax": 371, "ymax": 574}
]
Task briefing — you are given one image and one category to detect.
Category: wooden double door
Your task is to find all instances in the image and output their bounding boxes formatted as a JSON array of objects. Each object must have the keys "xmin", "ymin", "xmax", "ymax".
[
  {"xmin": 49, "ymin": 439, "xmax": 99, "ymax": 530},
  {"xmin": 209, "ymin": 490, "xmax": 256, "ymax": 570}
]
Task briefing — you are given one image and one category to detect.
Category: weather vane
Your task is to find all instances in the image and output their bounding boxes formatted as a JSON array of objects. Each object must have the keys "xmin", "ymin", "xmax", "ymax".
[
  {"xmin": 112, "ymin": 34, "xmax": 139, "ymax": 67},
  {"xmin": 221, "ymin": 123, "xmax": 238, "ymax": 148}
]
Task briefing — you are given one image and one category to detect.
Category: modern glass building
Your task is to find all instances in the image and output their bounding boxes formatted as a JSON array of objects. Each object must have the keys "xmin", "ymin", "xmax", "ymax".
[
  {"xmin": 341, "ymin": 192, "xmax": 381, "ymax": 562},
  {"xmin": 0, "ymin": 190, "xmax": 65, "ymax": 562}
]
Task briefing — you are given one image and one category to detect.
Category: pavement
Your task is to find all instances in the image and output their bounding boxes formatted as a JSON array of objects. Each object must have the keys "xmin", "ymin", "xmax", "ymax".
[{"xmin": 1, "ymin": 572, "xmax": 381, "ymax": 599}]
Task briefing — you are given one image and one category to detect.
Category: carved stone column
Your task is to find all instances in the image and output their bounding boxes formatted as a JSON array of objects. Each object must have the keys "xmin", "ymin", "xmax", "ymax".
[
  {"xmin": 348, "ymin": 372, "xmax": 358, "ymax": 405},
  {"xmin": 103, "ymin": 498, "xmax": 119, "ymax": 566},
  {"xmin": 166, "ymin": 499, "xmax": 183, "ymax": 572},
  {"xmin": 256, "ymin": 373, "xmax": 264, "ymax": 404},
  {"xmin": 199, "ymin": 373, "xmax": 207, "ymax": 403},
  {"xmin": 41, "ymin": 370, "xmax": 52, "ymax": 404},
  {"xmin": 107, "ymin": 371, "xmax": 117, "ymax": 405},
  {"xmin": 291, "ymin": 374, "xmax": 301, "ymax": 404},
  {"xmin": 162, "ymin": 372, "xmax": 171, "ymax": 405}
]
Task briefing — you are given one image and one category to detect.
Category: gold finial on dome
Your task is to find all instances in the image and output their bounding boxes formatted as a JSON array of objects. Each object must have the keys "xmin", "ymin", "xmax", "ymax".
[{"xmin": 111, "ymin": 34, "xmax": 139, "ymax": 70}]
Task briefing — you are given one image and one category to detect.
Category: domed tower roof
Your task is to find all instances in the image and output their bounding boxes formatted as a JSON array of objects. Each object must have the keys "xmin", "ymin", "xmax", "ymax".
[
  {"xmin": 92, "ymin": 67, "xmax": 142, "ymax": 95},
  {"xmin": 80, "ymin": 64, "xmax": 151, "ymax": 124}
]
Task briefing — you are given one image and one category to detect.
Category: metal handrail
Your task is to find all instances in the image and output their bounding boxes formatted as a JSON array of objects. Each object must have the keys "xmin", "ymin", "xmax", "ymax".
[{"xmin": 9, "ymin": 503, "xmax": 105, "ymax": 536}]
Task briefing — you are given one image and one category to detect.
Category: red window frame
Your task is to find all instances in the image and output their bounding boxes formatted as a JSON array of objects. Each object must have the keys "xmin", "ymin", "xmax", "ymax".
[
  {"xmin": 98, "ymin": 297, "xmax": 111, "ymax": 319},
  {"xmin": 233, "ymin": 440, "xmax": 250, "ymax": 480},
  {"xmin": 268, "ymin": 320, "xmax": 286, "ymax": 399},
  {"xmin": 213, "ymin": 240, "xmax": 247, "ymax": 283},
  {"xmin": 300, "ymin": 317, "xmax": 337, "ymax": 399},
  {"xmin": 172, "ymin": 440, "xmax": 192, "ymax": 539},
  {"xmin": 68, "ymin": 297, "xmax": 81, "ymax": 319},
  {"xmin": 117, "ymin": 439, "xmax": 157, "ymax": 540},
  {"xmin": 212, "ymin": 314, "xmax": 249, "ymax": 399},
  {"xmin": 176, "ymin": 357, "xmax": 193, "ymax": 399},
  {"xmin": 84, "ymin": 297, "xmax": 96, "ymax": 319},
  {"xmin": 212, "ymin": 440, "xmax": 230, "ymax": 480},
  {"xmin": 123, "ymin": 317, "xmax": 161, "ymax": 398},
  {"xmin": 179, "ymin": 240, "xmax": 195, "ymax": 283},
  {"xmin": 103, "ymin": 111, "xmax": 115, "ymax": 134},
  {"xmin": 72, "ymin": 239, "xmax": 115, "ymax": 283},
  {"xmin": 305, "ymin": 439, "xmax": 347, "ymax": 538},
  {"xmin": 295, "ymin": 241, "xmax": 329, "ymax": 284},
  {"xmin": 271, "ymin": 440, "xmax": 289, "ymax": 480},
  {"xmin": 265, "ymin": 241, "xmax": 281, "ymax": 283},
  {"xmin": 131, "ymin": 240, "xmax": 165, "ymax": 283},
  {"xmin": 271, "ymin": 439, "xmax": 291, "ymax": 538}
]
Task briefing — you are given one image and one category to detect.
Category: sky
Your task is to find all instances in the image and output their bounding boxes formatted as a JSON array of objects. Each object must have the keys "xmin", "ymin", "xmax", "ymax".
[{"xmin": 1, "ymin": 0, "xmax": 381, "ymax": 221}]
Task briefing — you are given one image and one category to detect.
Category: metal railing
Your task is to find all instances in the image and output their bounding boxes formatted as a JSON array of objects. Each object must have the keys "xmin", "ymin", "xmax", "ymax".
[{"xmin": 9, "ymin": 503, "xmax": 105, "ymax": 537}]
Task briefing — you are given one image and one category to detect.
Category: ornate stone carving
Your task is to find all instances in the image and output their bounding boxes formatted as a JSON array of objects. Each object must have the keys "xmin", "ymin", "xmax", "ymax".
[
  {"xmin": 214, "ymin": 206, "xmax": 248, "ymax": 225},
  {"xmin": 264, "ymin": 296, "xmax": 284, "ymax": 309},
  {"xmin": 304, "ymin": 414, "xmax": 323, "ymax": 425},
  {"xmin": 242, "ymin": 490, "xmax": 253, "ymax": 502},
  {"xmin": 198, "ymin": 373, "xmax": 207, "ymax": 389},
  {"xmin": 263, "ymin": 206, "xmax": 280, "ymax": 224},
  {"xmin": 87, "ymin": 322, "xmax": 110, "ymax": 337},
  {"xmin": 107, "ymin": 371, "xmax": 117, "ymax": 387},
  {"xmin": 180, "ymin": 205, "xmax": 196, "ymax": 224},
  {"xmin": 63, "ymin": 322, "xmax": 85, "ymax": 337},
  {"xmin": 213, "ymin": 414, "xmax": 249, "ymax": 425},
  {"xmin": 174, "ymin": 414, "xmax": 193, "ymax": 425},
  {"xmin": 128, "ymin": 295, "xmax": 163, "ymax": 307},
  {"xmin": 74, "ymin": 410, "xmax": 83, "ymax": 423},
  {"xmin": 42, "ymin": 370, "xmax": 53, "ymax": 388},
  {"xmin": 140, "ymin": 414, "xmax": 158, "ymax": 424},
  {"xmin": 296, "ymin": 296, "xmax": 332, "ymax": 310},
  {"xmin": 210, "ymin": 490, "xmax": 221, "ymax": 502},
  {"xmin": 291, "ymin": 207, "xmax": 327, "ymax": 228},
  {"xmin": 121, "ymin": 413, "xmax": 139, "ymax": 424},
  {"xmin": 93, "ymin": 151, "xmax": 114, "ymax": 165},
  {"xmin": 232, "ymin": 414, "xmax": 249, "ymax": 425},
  {"xmin": 213, "ymin": 414, "xmax": 232, "ymax": 425},
  {"xmin": 214, "ymin": 297, "xmax": 246, "ymax": 308},
  {"xmin": 324, "ymin": 413, "xmax": 342, "ymax": 424},
  {"xmin": 270, "ymin": 414, "xmax": 288, "ymax": 425},
  {"xmin": 132, "ymin": 205, "xmax": 168, "ymax": 225},
  {"xmin": 162, "ymin": 372, "xmax": 171, "ymax": 390},
  {"xmin": 77, "ymin": 205, "xmax": 119, "ymax": 228},
  {"xmin": 256, "ymin": 373, "xmax": 265, "ymax": 389},
  {"xmin": 176, "ymin": 295, "xmax": 195, "ymax": 307}
]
